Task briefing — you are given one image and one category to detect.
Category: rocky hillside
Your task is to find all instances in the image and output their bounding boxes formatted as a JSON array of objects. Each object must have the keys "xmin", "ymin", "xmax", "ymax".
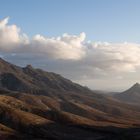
[{"xmin": 0, "ymin": 58, "xmax": 140, "ymax": 139}]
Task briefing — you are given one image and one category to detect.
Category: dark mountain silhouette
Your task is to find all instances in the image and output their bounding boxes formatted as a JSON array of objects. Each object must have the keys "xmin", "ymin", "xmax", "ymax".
[
  {"xmin": 0, "ymin": 58, "xmax": 139, "ymax": 139},
  {"xmin": 114, "ymin": 83, "xmax": 140, "ymax": 104}
]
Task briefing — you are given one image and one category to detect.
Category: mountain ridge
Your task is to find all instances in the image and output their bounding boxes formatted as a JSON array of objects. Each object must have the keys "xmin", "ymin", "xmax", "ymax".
[{"xmin": 0, "ymin": 58, "xmax": 94, "ymax": 96}]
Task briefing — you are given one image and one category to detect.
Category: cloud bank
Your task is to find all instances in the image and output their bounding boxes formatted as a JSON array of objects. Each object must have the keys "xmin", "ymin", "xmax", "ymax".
[{"xmin": 0, "ymin": 17, "xmax": 140, "ymax": 90}]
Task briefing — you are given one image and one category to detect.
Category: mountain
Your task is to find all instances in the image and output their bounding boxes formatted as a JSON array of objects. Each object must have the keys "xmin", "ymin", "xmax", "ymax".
[
  {"xmin": 114, "ymin": 83, "xmax": 140, "ymax": 104},
  {"xmin": 0, "ymin": 58, "xmax": 140, "ymax": 139},
  {"xmin": 0, "ymin": 58, "xmax": 93, "ymax": 96}
]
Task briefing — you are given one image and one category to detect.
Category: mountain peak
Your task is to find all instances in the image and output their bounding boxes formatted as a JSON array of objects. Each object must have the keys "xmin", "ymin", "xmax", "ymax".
[
  {"xmin": 121, "ymin": 82, "xmax": 140, "ymax": 95},
  {"xmin": 114, "ymin": 82, "xmax": 140, "ymax": 104},
  {"xmin": 132, "ymin": 82, "xmax": 140, "ymax": 89},
  {"xmin": 25, "ymin": 64, "xmax": 33, "ymax": 70},
  {"xmin": 134, "ymin": 82, "xmax": 140, "ymax": 86}
]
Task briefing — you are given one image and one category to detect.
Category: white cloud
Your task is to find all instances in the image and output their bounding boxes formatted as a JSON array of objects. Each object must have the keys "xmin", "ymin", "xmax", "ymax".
[
  {"xmin": 0, "ymin": 17, "xmax": 28, "ymax": 51},
  {"xmin": 31, "ymin": 33, "xmax": 86, "ymax": 60},
  {"xmin": 0, "ymin": 17, "xmax": 140, "ymax": 90},
  {"xmin": 0, "ymin": 17, "xmax": 86, "ymax": 60},
  {"xmin": 85, "ymin": 42, "xmax": 140, "ymax": 73}
]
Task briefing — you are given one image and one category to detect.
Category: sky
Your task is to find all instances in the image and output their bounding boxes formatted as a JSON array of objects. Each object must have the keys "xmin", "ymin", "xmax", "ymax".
[{"xmin": 0, "ymin": 0, "xmax": 140, "ymax": 91}]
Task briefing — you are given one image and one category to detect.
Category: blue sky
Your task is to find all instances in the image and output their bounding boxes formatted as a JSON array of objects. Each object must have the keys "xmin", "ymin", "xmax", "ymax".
[
  {"xmin": 1, "ymin": 0, "xmax": 140, "ymax": 42},
  {"xmin": 0, "ymin": 0, "xmax": 140, "ymax": 90}
]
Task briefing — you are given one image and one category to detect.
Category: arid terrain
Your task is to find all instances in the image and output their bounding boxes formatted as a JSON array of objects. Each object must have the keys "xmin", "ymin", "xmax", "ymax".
[{"xmin": 0, "ymin": 58, "xmax": 140, "ymax": 140}]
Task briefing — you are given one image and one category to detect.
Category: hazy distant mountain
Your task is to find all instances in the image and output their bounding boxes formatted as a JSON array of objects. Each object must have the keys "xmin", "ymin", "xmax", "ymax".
[
  {"xmin": 114, "ymin": 83, "xmax": 140, "ymax": 104},
  {"xmin": 0, "ymin": 58, "xmax": 140, "ymax": 139}
]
